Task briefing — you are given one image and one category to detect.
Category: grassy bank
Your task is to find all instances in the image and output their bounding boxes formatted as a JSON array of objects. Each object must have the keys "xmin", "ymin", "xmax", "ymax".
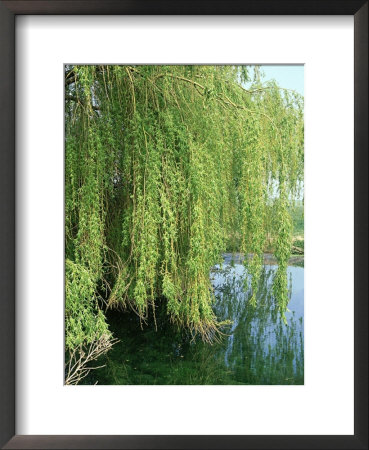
[{"xmin": 291, "ymin": 204, "xmax": 304, "ymax": 255}]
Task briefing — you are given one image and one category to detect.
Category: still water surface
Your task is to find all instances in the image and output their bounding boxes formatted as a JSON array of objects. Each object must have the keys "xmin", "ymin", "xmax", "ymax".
[{"xmin": 91, "ymin": 254, "xmax": 304, "ymax": 385}]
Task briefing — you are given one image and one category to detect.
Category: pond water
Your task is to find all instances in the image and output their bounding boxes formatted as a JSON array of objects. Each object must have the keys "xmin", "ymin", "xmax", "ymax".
[{"xmin": 90, "ymin": 254, "xmax": 304, "ymax": 385}]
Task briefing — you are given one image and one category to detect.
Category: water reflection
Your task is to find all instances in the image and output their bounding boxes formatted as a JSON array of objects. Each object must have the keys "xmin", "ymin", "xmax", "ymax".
[
  {"xmin": 212, "ymin": 256, "xmax": 304, "ymax": 384},
  {"xmin": 90, "ymin": 254, "xmax": 304, "ymax": 385}
]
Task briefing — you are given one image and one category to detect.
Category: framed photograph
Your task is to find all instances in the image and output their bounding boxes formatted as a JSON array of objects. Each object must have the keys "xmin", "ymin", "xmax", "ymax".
[{"xmin": 1, "ymin": 1, "xmax": 367, "ymax": 449}]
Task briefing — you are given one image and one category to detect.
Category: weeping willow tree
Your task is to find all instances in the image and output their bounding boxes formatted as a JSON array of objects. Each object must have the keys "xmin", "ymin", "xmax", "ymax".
[{"xmin": 65, "ymin": 65, "xmax": 303, "ymax": 374}]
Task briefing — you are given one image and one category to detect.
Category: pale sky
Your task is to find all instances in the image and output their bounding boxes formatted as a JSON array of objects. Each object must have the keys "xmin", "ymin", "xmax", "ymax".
[{"xmin": 258, "ymin": 65, "xmax": 304, "ymax": 96}]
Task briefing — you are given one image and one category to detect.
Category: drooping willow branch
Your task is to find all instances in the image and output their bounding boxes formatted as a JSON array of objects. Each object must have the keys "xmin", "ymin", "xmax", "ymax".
[{"xmin": 65, "ymin": 65, "xmax": 304, "ymax": 355}]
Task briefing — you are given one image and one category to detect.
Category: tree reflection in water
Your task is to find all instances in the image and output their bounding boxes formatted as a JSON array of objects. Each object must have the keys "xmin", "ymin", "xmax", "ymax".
[
  {"xmin": 90, "ymin": 255, "xmax": 304, "ymax": 385},
  {"xmin": 212, "ymin": 257, "xmax": 304, "ymax": 384}
]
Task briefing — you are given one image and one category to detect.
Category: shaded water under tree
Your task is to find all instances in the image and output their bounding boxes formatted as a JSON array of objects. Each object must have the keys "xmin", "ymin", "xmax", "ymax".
[{"xmin": 89, "ymin": 255, "xmax": 304, "ymax": 385}]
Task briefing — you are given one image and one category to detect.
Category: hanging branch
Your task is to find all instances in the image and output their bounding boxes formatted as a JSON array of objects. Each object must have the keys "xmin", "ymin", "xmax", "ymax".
[{"xmin": 65, "ymin": 65, "xmax": 304, "ymax": 363}]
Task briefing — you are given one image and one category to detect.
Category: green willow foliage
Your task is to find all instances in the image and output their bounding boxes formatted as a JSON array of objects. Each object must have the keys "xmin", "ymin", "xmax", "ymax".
[{"xmin": 65, "ymin": 65, "xmax": 304, "ymax": 352}]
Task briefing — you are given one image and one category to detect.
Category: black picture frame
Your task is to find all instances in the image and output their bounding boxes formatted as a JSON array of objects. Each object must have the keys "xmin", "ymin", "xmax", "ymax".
[{"xmin": 0, "ymin": 1, "xmax": 367, "ymax": 449}]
